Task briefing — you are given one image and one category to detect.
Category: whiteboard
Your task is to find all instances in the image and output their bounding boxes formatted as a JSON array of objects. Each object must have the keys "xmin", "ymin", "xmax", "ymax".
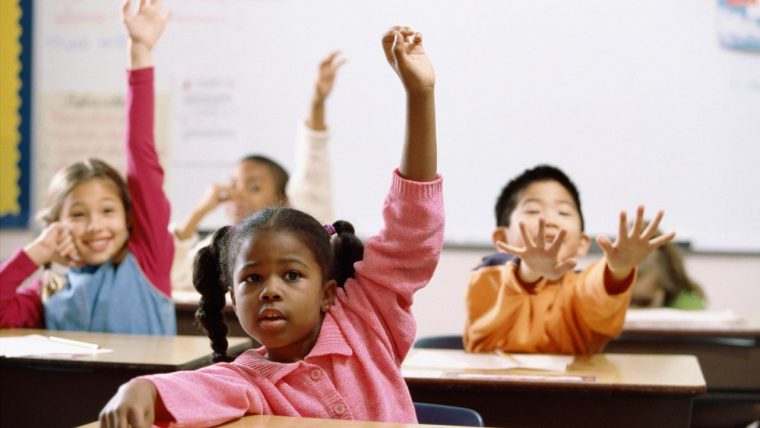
[{"xmin": 34, "ymin": 0, "xmax": 760, "ymax": 251}]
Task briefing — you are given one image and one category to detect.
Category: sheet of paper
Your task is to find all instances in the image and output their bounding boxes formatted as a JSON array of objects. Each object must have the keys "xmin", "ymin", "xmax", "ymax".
[
  {"xmin": 0, "ymin": 335, "xmax": 112, "ymax": 357},
  {"xmin": 403, "ymin": 350, "xmax": 572, "ymax": 372},
  {"xmin": 624, "ymin": 308, "xmax": 742, "ymax": 326}
]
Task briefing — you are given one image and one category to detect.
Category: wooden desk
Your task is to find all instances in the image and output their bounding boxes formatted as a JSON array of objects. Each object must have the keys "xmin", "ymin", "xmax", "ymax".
[
  {"xmin": 402, "ymin": 350, "xmax": 705, "ymax": 428},
  {"xmin": 609, "ymin": 311, "xmax": 760, "ymax": 427},
  {"xmin": 174, "ymin": 290, "xmax": 249, "ymax": 337},
  {"xmin": 79, "ymin": 414, "xmax": 491, "ymax": 428},
  {"xmin": 0, "ymin": 329, "xmax": 252, "ymax": 428}
]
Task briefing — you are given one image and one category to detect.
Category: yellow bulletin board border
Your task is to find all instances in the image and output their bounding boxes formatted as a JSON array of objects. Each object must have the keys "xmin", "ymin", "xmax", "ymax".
[{"xmin": 0, "ymin": 0, "xmax": 32, "ymax": 228}]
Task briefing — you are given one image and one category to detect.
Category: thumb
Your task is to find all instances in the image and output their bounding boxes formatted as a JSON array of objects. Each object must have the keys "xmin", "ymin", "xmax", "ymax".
[{"xmin": 596, "ymin": 235, "xmax": 614, "ymax": 256}]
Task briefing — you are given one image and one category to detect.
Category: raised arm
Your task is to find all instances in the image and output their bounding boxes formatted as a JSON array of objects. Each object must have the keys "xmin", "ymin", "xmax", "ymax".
[
  {"xmin": 121, "ymin": 0, "xmax": 173, "ymax": 296},
  {"xmin": 287, "ymin": 51, "xmax": 345, "ymax": 224},
  {"xmin": 382, "ymin": 26, "xmax": 437, "ymax": 182}
]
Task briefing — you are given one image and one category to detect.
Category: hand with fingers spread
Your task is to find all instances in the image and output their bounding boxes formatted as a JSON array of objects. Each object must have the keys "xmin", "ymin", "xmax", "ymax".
[
  {"xmin": 382, "ymin": 26, "xmax": 435, "ymax": 95},
  {"xmin": 597, "ymin": 205, "xmax": 676, "ymax": 284},
  {"xmin": 99, "ymin": 379, "xmax": 158, "ymax": 428},
  {"xmin": 121, "ymin": 0, "xmax": 171, "ymax": 68},
  {"xmin": 308, "ymin": 51, "xmax": 346, "ymax": 131},
  {"xmin": 23, "ymin": 223, "xmax": 83, "ymax": 268},
  {"xmin": 497, "ymin": 218, "xmax": 578, "ymax": 284}
]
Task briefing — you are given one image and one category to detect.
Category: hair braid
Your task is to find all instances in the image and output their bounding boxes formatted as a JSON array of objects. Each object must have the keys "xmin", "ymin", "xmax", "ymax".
[{"xmin": 193, "ymin": 226, "xmax": 233, "ymax": 363}]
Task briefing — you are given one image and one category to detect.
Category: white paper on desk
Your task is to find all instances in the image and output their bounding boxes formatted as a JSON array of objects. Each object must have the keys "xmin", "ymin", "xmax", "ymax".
[
  {"xmin": 403, "ymin": 350, "xmax": 572, "ymax": 372},
  {"xmin": 624, "ymin": 308, "xmax": 742, "ymax": 326},
  {"xmin": 0, "ymin": 335, "xmax": 112, "ymax": 357}
]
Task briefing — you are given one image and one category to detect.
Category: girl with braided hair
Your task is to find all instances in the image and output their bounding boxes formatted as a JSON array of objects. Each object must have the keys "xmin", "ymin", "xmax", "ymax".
[{"xmin": 99, "ymin": 26, "xmax": 443, "ymax": 427}]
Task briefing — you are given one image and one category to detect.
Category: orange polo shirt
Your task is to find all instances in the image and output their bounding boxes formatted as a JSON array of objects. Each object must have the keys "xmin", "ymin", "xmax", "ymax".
[{"xmin": 464, "ymin": 258, "xmax": 634, "ymax": 355}]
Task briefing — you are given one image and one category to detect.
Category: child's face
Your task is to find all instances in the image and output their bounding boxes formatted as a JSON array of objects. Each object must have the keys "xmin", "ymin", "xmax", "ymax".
[
  {"xmin": 231, "ymin": 229, "xmax": 336, "ymax": 363},
  {"xmin": 497, "ymin": 180, "xmax": 590, "ymax": 261},
  {"xmin": 59, "ymin": 178, "xmax": 129, "ymax": 265},
  {"xmin": 225, "ymin": 160, "xmax": 282, "ymax": 225}
]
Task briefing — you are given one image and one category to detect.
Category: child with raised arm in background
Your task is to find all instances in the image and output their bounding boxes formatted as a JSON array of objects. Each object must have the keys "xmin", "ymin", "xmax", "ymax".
[
  {"xmin": 99, "ymin": 26, "xmax": 443, "ymax": 427},
  {"xmin": 0, "ymin": 0, "xmax": 174, "ymax": 334},
  {"xmin": 464, "ymin": 165, "xmax": 675, "ymax": 354},
  {"xmin": 170, "ymin": 51, "xmax": 345, "ymax": 292}
]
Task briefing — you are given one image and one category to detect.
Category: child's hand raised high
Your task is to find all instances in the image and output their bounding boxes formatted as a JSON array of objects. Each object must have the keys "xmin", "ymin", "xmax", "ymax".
[
  {"xmin": 121, "ymin": 0, "xmax": 171, "ymax": 68},
  {"xmin": 596, "ymin": 205, "xmax": 676, "ymax": 285},
  {"xmin": 382, "ymin": 26, "xmax": 435, "ymax": 94}
]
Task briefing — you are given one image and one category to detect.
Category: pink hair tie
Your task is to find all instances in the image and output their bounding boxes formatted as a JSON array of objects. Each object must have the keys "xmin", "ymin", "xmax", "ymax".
[{"xmin": 324, "ymin": 224, "xmax": 336, "ymax": 236}]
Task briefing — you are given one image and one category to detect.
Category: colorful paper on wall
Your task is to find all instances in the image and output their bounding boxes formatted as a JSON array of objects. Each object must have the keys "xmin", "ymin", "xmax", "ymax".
[{"xmin": 0, "ymin": 0, "xmax": 32, "ymax": 228}]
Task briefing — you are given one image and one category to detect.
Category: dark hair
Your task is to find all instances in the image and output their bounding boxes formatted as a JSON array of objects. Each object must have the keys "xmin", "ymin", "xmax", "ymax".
[
  {"xmin": 240, "ymin": 154, "xmax": 289, "ymax": 202},
  {"xmin": 193, "ymin": 208, "xmax": 364, "ymax": 362},
  {"xmin": 36, "ymin": 158, "xmax": 132, "ymax": 226},
  {"xmin": 494, "ymin": 164, "xmax": 584, "ymax": 230},
  {"xmin": 636, "ymin": 230, "xmax": 706, "ymax": 307}
]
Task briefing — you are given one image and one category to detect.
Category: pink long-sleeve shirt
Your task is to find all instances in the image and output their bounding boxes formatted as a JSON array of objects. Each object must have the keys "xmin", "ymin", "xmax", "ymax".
[
  {"xmin": 143, "ymin": 171, "xmax": 445, "ymax": 427},
  {"xmin": 0, "ymin": 67, "xmax": 173, "ymax": 329}
]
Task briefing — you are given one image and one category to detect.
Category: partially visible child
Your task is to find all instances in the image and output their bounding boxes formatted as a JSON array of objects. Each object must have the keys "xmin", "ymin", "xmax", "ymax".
[
  {"xmin": 98, "ymin": 25, "xmax": 443, "ymax": 427},
  {"xmin": 170, "ymin": 51, "xmax": 345, "ymax": 292},
  {"xmin": 631, "ymin": 232, "xmax": 706, "ymax": 309},
  {"xmin": 0, "ymin": 0, "xmax": 174, "ymax": 334},
  {"xmin": 464, "ymin": 165, "xmax": 675, "ymax": 354}
]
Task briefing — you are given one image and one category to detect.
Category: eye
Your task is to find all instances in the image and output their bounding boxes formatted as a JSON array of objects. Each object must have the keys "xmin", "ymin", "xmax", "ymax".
[
  {"xmin": 524, "ymin": 209, "xmax": 540, "ymax": 215},
  {"xmin": 243, "ymin": 273, "xmax": 263, "ymax": 284},
  {"xmin": 247, "ymin": 184, "xmax": 260, "ymax": 193},
  {"xmin": 103, "ymin": 207, "xmax": 116, "ymax": 215},
  {"xmin": 284, "ymin": 270, "xmax": 302, "ymax": 282},
  {"xmin": 559, "ymin": 211, "xmax": 572, "ymax": 217},
  {"xmin": 68, "ymin": 212, "xmax": 86, "ymax": 219}
]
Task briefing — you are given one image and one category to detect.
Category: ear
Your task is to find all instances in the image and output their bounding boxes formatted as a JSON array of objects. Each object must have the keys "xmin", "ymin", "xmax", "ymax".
[
  {"xmin": 576, "ymin": 232, "xmax": 591, "ymax": 257},
  {"xmin": 492, "ymin": 227, "xmax": 508, "ymax": 251},
  {"xmin": 320, "ymin": 279, "xmax": 337, "ymax": 312},
  {"xmin": 229, "ymin": 288, "xmax": 237, "ymax": 310}
]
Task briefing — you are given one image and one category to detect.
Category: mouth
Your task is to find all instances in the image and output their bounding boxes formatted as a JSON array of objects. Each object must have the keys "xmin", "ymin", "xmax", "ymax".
[
  {"xmin": 84, "ymin": 237, "xmax": 112, "ymax": 252},
  {"xmin": 258, "ymin": 308, "xmax": 287, "ymax": 330}
]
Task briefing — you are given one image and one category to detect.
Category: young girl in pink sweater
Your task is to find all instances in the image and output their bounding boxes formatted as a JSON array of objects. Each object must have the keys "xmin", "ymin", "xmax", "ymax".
[{"xmin": 99, "ymin": 24, "xmax": 443, "ymax": 428}]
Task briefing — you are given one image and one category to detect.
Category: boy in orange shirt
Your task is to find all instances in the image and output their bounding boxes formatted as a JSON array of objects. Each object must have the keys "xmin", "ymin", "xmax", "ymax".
[{"xmin": 464, "ymin": 165, "xmax": 675, "ymax": 354}]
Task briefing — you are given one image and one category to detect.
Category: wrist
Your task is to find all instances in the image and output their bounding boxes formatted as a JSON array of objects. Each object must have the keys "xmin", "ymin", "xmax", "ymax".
[
  {"xmin": 129, "ymin": 41, "xmax": 153, "ymax": 69},
  {"xmin": 23, "ymin": 242, "xmax": 51, "ymax": 266},
  {"xmin": 517, "ymin": 261, "xmax": 542, "ymax": 285}
]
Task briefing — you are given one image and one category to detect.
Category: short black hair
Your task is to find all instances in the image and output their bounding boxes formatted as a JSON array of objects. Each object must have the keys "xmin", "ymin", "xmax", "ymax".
[
  {"xmin": 494, "ymin": 164, "xmax": 584, "ymax": 230},
  {"xmin": 240, "ymin": 154, "xmax": 289, "ymax": 201}
]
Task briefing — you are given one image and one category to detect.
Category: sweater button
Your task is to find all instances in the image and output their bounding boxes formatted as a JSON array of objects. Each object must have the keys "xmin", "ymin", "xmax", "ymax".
[
  {"xmin": 333, "ymin": 404, "xmax": 346, "ymax": 415},
  {"xmin": 310, "ymin": 369, "xmax": 323, "ymax": 380}
]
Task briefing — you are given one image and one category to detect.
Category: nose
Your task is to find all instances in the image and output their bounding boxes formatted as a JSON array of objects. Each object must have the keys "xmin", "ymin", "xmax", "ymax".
[
  {"xmin": 86, "ymin": 214, "xmax": 103, "ymax": 232},
  {"xmin": 259, "ymin": 280, "xmax": 283, "ymax": 302}
]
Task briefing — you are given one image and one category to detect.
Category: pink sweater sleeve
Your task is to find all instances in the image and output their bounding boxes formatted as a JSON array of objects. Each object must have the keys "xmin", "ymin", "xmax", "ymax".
[
  {"xmin": 342, "ymin": 170, "xmax": 445, "ymax": 363},
  {"xmin": 0, "ymin": 249, "xmax": 44, "ymax": 328},
  {"xmin": 124, "ymin": 68, "xmax": 173, "ymax": 297},
  {"xmin": 144, "ymin": 364, "xmax": 264, "ymax": 427}
]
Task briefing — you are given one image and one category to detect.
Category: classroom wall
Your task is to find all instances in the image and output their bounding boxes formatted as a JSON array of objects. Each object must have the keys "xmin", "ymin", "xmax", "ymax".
[{"xmin": 28, "ymin": 0, "xmax": 760, "ymax": 253}]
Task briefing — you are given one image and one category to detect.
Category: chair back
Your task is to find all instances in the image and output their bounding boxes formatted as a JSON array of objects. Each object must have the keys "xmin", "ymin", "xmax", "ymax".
[
  {"xmin": 413, "ymin": 335, "xmax": 464, "ymax": 349},
  {"xmin": 414, "ymin": 402, "xmax": 484, "ymax": 426}
]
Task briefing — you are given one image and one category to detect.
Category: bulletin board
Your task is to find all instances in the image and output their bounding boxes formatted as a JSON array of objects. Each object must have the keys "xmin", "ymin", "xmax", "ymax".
[{"xmin": 0, "ymin": 0, "xmax": 32, "ymax": 228}]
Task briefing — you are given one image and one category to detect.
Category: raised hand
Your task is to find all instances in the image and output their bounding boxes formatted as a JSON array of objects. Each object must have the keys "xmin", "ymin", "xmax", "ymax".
[
  {"xmin": 497, "ymin": 218, "xmax": 578, "ymax": 283},
  {"xmin": 121, "ymin": 0, "xmax": 171, "ymax": 68},
  {"xmin": 382, "ymin": 26, "xmax": 435, "ymax": 94},
  {"xmin": 308, "ymin": 51, "xmax": 346, "ymax": 131},
  {"xmin": 314, "ymin": 51, "xmax": 346, "ymax": 102},
  {"xmin": 596, "ymin": 205, "xmax": 676, "ymax": 282}
]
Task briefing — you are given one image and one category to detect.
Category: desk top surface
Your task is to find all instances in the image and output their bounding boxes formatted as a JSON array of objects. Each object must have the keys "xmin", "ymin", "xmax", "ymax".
[
  {"xmin": 402, "ymin": 349, "xmax": 706, "ymax": 395},
  {"xmin": 79, "ymin": 414, "xmax": 486, "ymax": 428},
  {"xmin": 0, "ymin": 329, "xmax": 252, "ymax": 370}
]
